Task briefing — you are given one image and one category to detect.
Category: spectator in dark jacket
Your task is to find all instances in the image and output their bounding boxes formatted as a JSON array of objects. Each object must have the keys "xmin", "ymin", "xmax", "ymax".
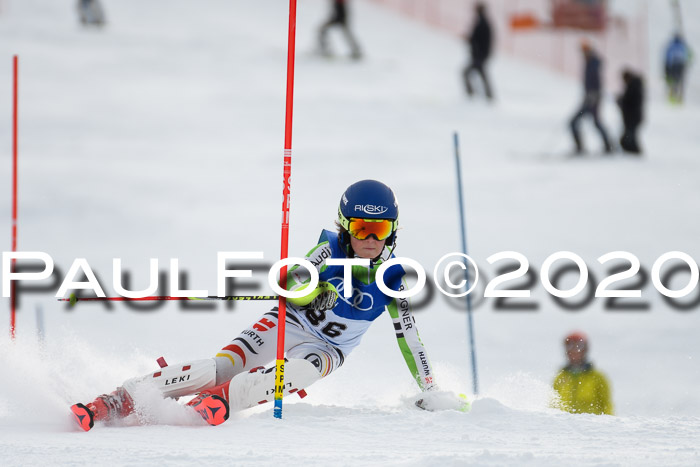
[
  {"xmin": 570, "ymin": 42, "xmax": 612, "ymax": 154},
  {"xmin": 318, "ymin": 0, "xmax": 361, "ymax": 60},
  {"xmin": 462, "ymin": 3, "xmax": 493, "ymax": 99},
  {"xmin": 616, "ymin": 69, "xmax": 644, "ymax": 154}
]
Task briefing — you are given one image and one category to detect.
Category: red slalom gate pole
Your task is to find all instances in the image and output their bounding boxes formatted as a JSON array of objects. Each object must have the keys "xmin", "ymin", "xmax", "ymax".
[
  {"xmin": 274, "ymin": 0, "xmax": 297, "ymax": 420},
  {"xmin": 10, "ymin": 55, "xmax": 18, "ymax": 340}
]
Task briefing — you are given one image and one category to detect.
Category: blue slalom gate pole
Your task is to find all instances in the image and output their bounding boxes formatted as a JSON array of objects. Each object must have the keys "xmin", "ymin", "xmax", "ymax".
[{"xmin": 453, "ymin": 132, "xmax": 479, "ymax": 395}]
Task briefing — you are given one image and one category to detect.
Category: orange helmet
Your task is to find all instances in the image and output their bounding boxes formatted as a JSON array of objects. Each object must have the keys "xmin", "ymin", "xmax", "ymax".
[{"xmin": 580, "ymin": 39, "xmax": 593, "ymax": 53}]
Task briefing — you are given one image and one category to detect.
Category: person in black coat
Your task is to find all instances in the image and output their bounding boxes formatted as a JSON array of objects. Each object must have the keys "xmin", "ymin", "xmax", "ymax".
[
  {"xmin": 318, "ymin": 0, "xmax": 361, "ymax": 60},
  {"xmin": 569, "ymin": 42, "xmax": 612, "ymax": 154},
  {"xmin": 616, "ymin": 69, "xmax": 644, "ymax": 154},
  {"xmin": 462, "ymin": 3, "xmax": 493, "ymax": 99}
]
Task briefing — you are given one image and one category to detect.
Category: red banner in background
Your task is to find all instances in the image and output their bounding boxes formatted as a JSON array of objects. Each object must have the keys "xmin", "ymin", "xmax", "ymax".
[{"xmin": 368, "ymin": 0, "xmax": 648, "ymax": 93}]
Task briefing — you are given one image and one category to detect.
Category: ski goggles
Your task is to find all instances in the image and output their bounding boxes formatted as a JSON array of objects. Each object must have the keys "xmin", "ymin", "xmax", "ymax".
[{"xmin": 340, "ymin": 213, "xmax": 398, "ymax": 241}]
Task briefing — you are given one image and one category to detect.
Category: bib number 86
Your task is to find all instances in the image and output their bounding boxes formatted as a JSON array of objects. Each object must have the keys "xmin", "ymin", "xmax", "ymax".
[{"xmin": 304, "ymin": 309, "xmax": 347, "ymax": 338}]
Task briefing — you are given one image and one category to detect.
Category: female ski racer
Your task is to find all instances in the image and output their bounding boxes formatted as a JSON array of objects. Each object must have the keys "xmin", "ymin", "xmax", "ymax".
[{"xmin": 71, "ymin": 180, "xmax": 449, "ymax": 431}]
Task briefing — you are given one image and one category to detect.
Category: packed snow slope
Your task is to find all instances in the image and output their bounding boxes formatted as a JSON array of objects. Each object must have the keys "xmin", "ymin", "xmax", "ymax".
[{"xmin": 1, "ymin": 0, "xmax": 699, "ymax": 465}]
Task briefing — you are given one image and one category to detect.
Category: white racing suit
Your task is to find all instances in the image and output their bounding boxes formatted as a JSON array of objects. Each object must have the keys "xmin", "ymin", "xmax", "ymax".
[{"xmin": 125, "ymin": 229, "xmax": 436, "ymax": 411}]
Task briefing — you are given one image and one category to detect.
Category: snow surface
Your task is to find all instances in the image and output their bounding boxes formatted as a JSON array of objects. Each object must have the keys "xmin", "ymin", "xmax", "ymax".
[{"xmin": 1, "ymin": 0, "xmax": 699, "ymax": 465}]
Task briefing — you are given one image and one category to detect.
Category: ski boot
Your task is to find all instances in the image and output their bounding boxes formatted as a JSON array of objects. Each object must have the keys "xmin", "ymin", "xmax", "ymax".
[
  {"xmin": 71, "ymin": 387, "xmax": 134, "ymax": 432},
  {"xmin": 185, "ymin": 382, "xmax": 231, "ymax": 426},
  {"xmin": 183, "ymin": 365, "xmax": 271, "ymax": 426}
]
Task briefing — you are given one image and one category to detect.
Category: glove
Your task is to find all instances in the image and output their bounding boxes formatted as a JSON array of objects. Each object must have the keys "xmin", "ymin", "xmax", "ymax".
[
  {"xmin": 287, "ymin": 281, "xmax": 338, "ymax": 309},
  {"xmin": 306, "ymin": 284, "xmax": 337, "ymax": 312}
]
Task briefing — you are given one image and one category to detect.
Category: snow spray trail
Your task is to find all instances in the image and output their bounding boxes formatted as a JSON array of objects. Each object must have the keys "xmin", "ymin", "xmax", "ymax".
[{"xmin": 0, "ymin": 333, "xmax": 202, "ymax": 430}]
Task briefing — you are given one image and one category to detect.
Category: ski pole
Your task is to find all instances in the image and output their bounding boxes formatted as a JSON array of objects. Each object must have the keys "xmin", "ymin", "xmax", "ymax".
[
  {"xmin": 58, "ymin": 294, "xmax": 279, "ymax": 305},
  {"xmin": 671, "ymin": 0, "xmax": 684, "ymax": 37},
  {"xmin": 453, "ymin": 131, "xmax": 479, "ymax": 395}
]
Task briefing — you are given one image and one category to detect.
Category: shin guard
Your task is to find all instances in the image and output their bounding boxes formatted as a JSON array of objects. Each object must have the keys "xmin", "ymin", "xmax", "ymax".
[{"xmin": 123, "ymin": 359, "xmax": 217, "ymax": 399}]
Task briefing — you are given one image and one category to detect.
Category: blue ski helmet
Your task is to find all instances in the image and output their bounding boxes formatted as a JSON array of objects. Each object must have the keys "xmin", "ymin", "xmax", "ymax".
[{"xmin": 338, "ymin": 180, "xmax": 399, "ymax": 254}]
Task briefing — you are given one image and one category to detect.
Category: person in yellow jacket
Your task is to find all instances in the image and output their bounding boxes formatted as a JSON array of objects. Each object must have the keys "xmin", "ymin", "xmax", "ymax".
[{"xmin": 553, "ymin": 331, "xmax": 614, "ymax": 415}]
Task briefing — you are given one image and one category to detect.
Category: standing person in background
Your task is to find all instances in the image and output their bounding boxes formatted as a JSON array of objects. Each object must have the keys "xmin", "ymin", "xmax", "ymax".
[
  {"xmin": 77, "ymin": 0, "xmax": 105, "ymax": 27},
  {"xmin": 318, "ymin": 0, "xmax": 362, "ymax": 60},
  {"xmin": 664, "ymin": 33, "xmax": 692, "ymax": 104},
  {"xmin": 462, "ymin": 2, "xmax": 494, "ymax": 100},
  {"xmin": 553, "ymin": 332, "xmax": 614, "ymax": 415},
  {"xmin": 569, "ymin": 41, "xmax": 613, "ymax": 155},
  {"xmin": 616, "ymin": 69, "xmax": 644, "ymax": 154}
]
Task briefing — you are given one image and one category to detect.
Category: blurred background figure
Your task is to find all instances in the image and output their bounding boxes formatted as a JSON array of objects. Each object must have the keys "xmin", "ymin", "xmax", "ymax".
[
  {"xmin": 77, "ymin": 0, "xmax": 105, "ymax": 27},
  {"xmin": 569, "ymin": 41, "xmax": 612, "ymax": 155},
  {"xmin": 462, "ymin": 2, "xmax": 493, "ymax": 100},
  {"xmin": 664, "ymin": 33, "xmax": 692, "ymax": 104},
  {"xmin": 553, "ymin": 332, "xmax": 614, "ymax": 415},
  {"xmin": 616, "ymin": 69, "xmax": 644, "ymax": 154},
  {"xmin": 318, "ymin": 0, "xmax": 362, "ymax": 60}
]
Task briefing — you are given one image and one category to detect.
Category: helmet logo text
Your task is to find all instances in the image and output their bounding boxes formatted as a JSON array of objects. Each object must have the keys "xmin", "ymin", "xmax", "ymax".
[{"xmin": 354, "ymin": 204, "xmax": 388, "ymax": 215}]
